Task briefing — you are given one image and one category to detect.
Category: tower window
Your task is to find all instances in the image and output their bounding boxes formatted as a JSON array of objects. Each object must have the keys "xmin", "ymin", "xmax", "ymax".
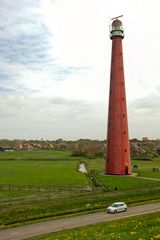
[
  {"xmin": 122, "ymin": 98, "xmax": 124, "ymax": 101},
  {"xmin": 125, "ymin": 149, "xmax": 127, "ymax": 153},
  {"xmin": 124, "ymin": 131, "xmax": 126, "ymax": 135},
  {"xmin": 121, "ymin": 67, "xmax": 123, "ymax": 70},
  {"xmin": 121, "ymin": 82, "xmax": 124, "ymax": 86},
  {"xmin": 123, "ymin": 114, "xmax": 125, "ymax": 118}
]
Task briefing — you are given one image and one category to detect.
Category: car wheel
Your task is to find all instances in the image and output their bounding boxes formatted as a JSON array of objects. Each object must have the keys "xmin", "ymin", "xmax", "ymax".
[
  {"xmin": 124, "ymin": 208, "xmax": 127, "ymax": 212},
  {"xmin": 114, "ymin": 210, "xmax": 117, "ymax": 213}
]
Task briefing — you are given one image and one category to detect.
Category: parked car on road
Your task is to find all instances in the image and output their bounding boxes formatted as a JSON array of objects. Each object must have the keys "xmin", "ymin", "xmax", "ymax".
[{"xmin": 107, "ymin": 202, "xmax": 127, "ymax": 213}]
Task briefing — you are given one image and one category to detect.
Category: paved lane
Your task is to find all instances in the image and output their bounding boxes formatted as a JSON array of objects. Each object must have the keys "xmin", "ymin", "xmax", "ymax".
[{"xmin": 0, "ymin": 202, "xmax": 160, "ymax": 240}]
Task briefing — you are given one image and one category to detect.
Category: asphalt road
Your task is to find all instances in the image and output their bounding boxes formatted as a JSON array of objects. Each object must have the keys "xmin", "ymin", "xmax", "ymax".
[{"xmin": 0, "ymin": 202, "xmax": 160, "ymax": 240}]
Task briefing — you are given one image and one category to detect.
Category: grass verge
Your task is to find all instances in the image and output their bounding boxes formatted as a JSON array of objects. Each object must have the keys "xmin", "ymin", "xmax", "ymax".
[
  {"xmin": 26, "ymin": 211, "xmax": 160, "ymax": 240},
  {"xmin": 0, "ymin": 187, "xmax": 160, "ymax": 230}
]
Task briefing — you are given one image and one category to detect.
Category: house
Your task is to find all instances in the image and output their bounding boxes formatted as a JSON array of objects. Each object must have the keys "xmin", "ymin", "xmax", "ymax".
[
  {"xmin": 0, "ymin": 146, "xmax": 14, "ymax": 152},
  {"xmin": 12, "ymin": 143, "xmax": 23, "ymax": 150}
]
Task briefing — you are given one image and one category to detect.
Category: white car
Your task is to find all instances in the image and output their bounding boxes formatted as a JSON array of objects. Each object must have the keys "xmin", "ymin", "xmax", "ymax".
[{"xmin": 107, "ymin": 202, "xmax": 127, "ymax": 213}]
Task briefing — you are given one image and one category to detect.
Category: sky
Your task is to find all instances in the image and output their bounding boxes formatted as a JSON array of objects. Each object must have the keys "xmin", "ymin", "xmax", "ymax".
[{"xmin": 0, "ymin": 0, "xmax": 160, "ymax": 140}]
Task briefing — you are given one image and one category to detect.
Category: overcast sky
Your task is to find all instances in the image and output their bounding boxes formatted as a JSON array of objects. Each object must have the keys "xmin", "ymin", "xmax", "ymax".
[{"xmin": 0, "ymin": 0, "xmax": 160, "ymax": 140}]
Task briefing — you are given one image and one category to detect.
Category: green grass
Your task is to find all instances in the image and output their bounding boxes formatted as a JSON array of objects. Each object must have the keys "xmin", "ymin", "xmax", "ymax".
[
  {"xmin": 0, "ymin": 160, "xmax": 88, "ymax": 186},
  {"xmin": 87, "ymin": 158, "xmax": 160, "ymax": 190},
  {"xmin": 0, "ymin": 150, "xmax": 160, "ymax": 229},
  {"xmin": 87, "ymin": 158, "xmax": 105, "ymax": 173},
  {"xmin": 0, "ymin": 185, "xmax": 159, "ymax": 228},
  {"xmin": 1, "ymin": 155, "xmax": 159, "ymax": 191},
  {"xmin": 0, "ymin": 150, "xmax": 73, "ymax": 161},
  {"xmin": 88, "ymin": 158, "xmax": 160, "ymax": 178},
  {"xmin": 26, "ymin": 212, "xmax": 160, "ymax": 240},
  {"xmin": 0, "ymin": 150, "xmax": 88, "ymax": 190},
  {"xmin": 97, "ymin": 175, "xmax": 160, "ymax": 190},
  {"xmin": 0, "ymin": 189, "xmax": 45, "ymax": 200},
  {"xmin": 132, "ymin": 159, "xmax": 160, "ymax": 179}
]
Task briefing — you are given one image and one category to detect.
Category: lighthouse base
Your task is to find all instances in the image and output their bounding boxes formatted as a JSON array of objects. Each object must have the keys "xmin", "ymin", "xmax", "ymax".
[{"xmin": 104, "ymin": 173, "xmax": 132, "ymax": 176}]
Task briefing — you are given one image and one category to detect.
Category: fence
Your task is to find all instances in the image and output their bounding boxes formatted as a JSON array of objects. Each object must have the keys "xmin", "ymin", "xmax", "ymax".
[{"xmin": 0, "ymin": 184, "xmax": 103, "ymax": 193}]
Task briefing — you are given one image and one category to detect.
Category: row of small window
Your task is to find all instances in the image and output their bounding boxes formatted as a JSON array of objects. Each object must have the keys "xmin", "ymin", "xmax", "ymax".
[
  {"xmin": 110, "ymin": 76, "xmax": 124, "ymax": 84},
  {"xmin": 110, "ymin": 66, "xmax": 123, "ymax": 71},
  {"xmin": 108, "ymin": 111, "xmax": 125, "ymax": 118},
  {"xmin": 112, "ymin": 52, "xmax": 122, "ymax": 58},
  {"xmin": 107, "ymin": 130, "xmax": 126, "ymax": 136},
  {"xmin": 107, "ymin": 144, "xmax": 128, "ymax": 153},
  {"xmin": 111, "ymin": 52, "xmax": 122, "ymax": 62},
  {"xmin": 109, "ymin": 97, "xmax": 125, "ymax": 102}
]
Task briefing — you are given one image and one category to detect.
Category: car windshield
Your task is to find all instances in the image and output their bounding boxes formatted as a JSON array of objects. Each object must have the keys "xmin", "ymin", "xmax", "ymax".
[{"xmin": 111, "ymin": 203, "xmax": 119, "ymax": 207}]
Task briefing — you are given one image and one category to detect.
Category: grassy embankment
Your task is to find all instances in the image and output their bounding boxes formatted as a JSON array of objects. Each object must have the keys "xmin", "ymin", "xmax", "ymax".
[{"xmin": 26, "ymin": 212, "xmax": 160, "ymax": 240}]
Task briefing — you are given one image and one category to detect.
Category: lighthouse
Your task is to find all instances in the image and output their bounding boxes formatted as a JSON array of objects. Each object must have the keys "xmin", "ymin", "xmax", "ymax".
[{"xmin": 105, "ymin": 17, "xmax": 131, "ymax": 175}]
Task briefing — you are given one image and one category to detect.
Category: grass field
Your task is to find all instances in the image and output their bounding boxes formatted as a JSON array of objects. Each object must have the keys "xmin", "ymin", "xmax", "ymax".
[
  {"xmin": 132, "ymin": 159, "xmax": 160, "ymax": 179},
  {"xmin": 27, "ymin": 212, "xmax": 160, "ymax": 240},
  {"xmin": 0, "ymin": 150, "xmax": 89, "ymax": 187},
  {"xmin": 97, "ymin": 174, "xmax": 160, "ymax": 190},
  {"xmin": 88, "ymin": 158, "xmax": 160, "ymax": 178},
  {"xmin": 0, "ymin": 160, "xmax": 88, "ymax": 186},
  {"xmin": 0, "ymin": 150, "xmax": 160, "ymax": 192},
  {"xmin": 87, "ymin": 158, "xmax": 160, "ymax": 190},
  {"xmin": 0, "ymin": 150, "xmax": 73, "ymax": 161},
  {"xmin": 0, "ymin": 150, "xmax": 159, "ymax": 228},
  {"xmin": 0, "ymin": 151, "xmax": 159, "ymax": 190}
]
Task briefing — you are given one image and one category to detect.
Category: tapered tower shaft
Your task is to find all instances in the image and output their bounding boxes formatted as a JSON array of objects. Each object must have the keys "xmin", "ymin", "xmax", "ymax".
[{"xmin": 105, "ymin": 19, "xmax": 131, "ymax": 175}]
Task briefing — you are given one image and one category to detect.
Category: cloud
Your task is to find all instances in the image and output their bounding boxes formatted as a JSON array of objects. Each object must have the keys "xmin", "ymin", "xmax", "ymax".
[
  {"xmin": 129, "ymin": 93, "xmax": 160, "ymax": 113},
  {"xmin": 0, "ymin": 92, "xmax": 106, "ymax": 139},
  {"xmin": 128, "ymin": 92, "xmax": 160, "ymax": 139},
  {"xmin": 0, "ymin": 32, "xmax": 51, "ymax": 66},
  {"xmin": 0, "ymin": 0, "xmax": 88, "ymax": 98},
  {"xmin": 0, "ymin": 0, "xmax": 160, "ymax": 140}
]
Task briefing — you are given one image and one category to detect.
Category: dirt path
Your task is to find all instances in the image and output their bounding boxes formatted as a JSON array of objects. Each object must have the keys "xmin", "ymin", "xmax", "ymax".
[
  {"xmin": 0, "ymin": 202, "xmax": 160, "ymax": 240},
  {"xmin": 131, "ymin": 175, "xmax": 160, "ymax": 181}
]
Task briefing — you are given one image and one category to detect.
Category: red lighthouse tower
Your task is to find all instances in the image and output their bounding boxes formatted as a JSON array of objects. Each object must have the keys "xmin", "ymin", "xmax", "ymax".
[{"xmin": 105, "ymin": 17, "xmax": 131, "ymax": 175}]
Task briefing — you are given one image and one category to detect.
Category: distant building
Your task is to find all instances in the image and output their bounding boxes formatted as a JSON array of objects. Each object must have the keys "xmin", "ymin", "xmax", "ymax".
[
  {"xmin": 0, "ymin": 146, "xmax": 14, "ymax": 152},
  {"xmin": 12, "ymin": 143, "xmax": 23, "ymax": 150},
  {"xmin": 142, "ymin": 137, "xmax": 149, "ymax": 142}
]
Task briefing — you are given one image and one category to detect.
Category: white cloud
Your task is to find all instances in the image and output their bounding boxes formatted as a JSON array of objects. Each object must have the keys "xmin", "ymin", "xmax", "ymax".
[
  {"xmin": 0, "ymin": 92, "xmax": 106, "ymax": 139},
  {"xmin": 0, "ymin": 0, "xmax": 160, "ymax": 139}
]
